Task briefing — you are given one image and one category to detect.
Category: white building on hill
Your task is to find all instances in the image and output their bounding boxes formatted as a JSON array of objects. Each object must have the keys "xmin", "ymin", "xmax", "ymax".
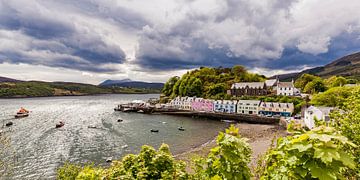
[
  {"xmin": 276, "ymin": 80, "xmax": 300, "ymax": 96},
  {"xmin": 304, "ymin": 106, "xmax": 335, "ymax": 129}
]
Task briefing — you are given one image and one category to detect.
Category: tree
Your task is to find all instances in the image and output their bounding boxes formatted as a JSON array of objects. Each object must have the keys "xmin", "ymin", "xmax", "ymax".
[
  {"xmin": 294, "ymin": 74, "xmax": 320, "ymax": 90},
  {"xmin": 262, "ymin": 126, "xmax": 356, "ymax": 180},
  {"xmin": 303, "ymin": 78, "xmax": 326, "ymax": 94},
  {"xmin": 194, "ymin": 125, "xmax": 252, "ymax": 180},
  {"xmin": 188, "ymin": 78, "xmax": 203, "ymax": 97},
  {"xmin": 310, "ymin": 86, "xmax": 353, "ymax": 107},
  {"xmin": 162, "ymin": 76, "xmax": 180, "ymax": 96},
  {"xmin": 325, "ymin": 76, "xmax": 347, "ymax": 88},
  {"xmin": 57, "ymin": 144, "xmax": 190, "ymax": 179},
  {"xmin": 332, "ymin": 86, "xmax": 360, "ymax": 177}
]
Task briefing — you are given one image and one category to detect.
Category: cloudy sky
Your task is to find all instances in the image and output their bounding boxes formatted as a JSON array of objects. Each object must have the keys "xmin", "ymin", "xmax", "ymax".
[{"xmin": 0, "ymin": 0, "xmax": 360, "ymax": 84}]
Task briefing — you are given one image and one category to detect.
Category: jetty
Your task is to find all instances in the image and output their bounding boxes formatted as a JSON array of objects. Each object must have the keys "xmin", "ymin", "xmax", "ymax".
[{"xmin": 114, "ymin": 103, "xmax": 279, "ymax": 124}]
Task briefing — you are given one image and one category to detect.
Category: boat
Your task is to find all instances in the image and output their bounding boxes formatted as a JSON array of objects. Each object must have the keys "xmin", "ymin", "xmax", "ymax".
[
  {"xmin": 5, "ymin": 122, "xmax": 13, "ymax": 127},
  {"xmin": 55, "ymin": 121, "xmax": 65, "ymax": 128},
  {"xmin": 117, "ymin": 119, "xmax": 123, "ymax": 122},
  {"xmin": 15, "ymin": 113, "xmax": 29, "ymax": 118},
  {"xmin": 178, "ymin": 127, "xmax": 185, "ymax": 131},
  {"xmin": 88, "ymin": 125, "xmax": 97, "ymax": 129},
  {"xmin": 15, "ymin": 107, "xmax": 29, "ymax": 118},
  {"xmin": 221, "ymin": 119, "xmax": 235, "ymax": 123},
  {"xmin": 150, "ymin": 129, "xmax": 159, "ymax": 133},
  {"xmin": 106, "ymin": 158, "xmax": 112, "ymax": 163}
]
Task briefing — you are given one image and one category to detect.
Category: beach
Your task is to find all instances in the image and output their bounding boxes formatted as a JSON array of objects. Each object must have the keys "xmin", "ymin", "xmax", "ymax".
[{"xmin": 175, "ymin": 123, "xmax": 287, "ymax": 172}]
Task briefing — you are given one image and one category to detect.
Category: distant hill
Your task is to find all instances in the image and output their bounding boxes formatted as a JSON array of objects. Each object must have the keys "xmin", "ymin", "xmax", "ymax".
[
  {"xmin": 0, "ymin": 77, "xmax": 161, "ymax": 98},
  {"xmin": 0, "ymin": 76, "xmax": 21, "ymax": 83},
  {"xmin": 99, "ymin": 79, "xmax": 164, "ymax": 89},
  {"xmin": 273, "ymin": 52, "xmax": 360, "ymax": 81}
]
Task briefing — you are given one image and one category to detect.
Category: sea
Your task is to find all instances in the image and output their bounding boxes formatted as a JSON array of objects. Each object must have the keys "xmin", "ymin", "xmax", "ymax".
[{"xmin": 0, "ymin": 94, "xmax": 228, "ymax": 179}]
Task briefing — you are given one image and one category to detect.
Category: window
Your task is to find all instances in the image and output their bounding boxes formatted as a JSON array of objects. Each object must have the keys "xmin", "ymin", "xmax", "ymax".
[
  {"xmin": 280, "ymin": 87, "xmax": 282, "ymax": 90},
  {"xmin": 284, "ymin": 87, "xmax": 287, "ymax": 90}
]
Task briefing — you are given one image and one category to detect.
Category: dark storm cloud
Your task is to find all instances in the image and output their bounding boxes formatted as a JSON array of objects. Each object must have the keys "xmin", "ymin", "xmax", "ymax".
[
  {"xmin": 134, "ymin": 0, "xmax": 360, "ymax": 72},
  {"xmin": 0, "ymin": 0, "xmax": 142, "ymax": 73}
]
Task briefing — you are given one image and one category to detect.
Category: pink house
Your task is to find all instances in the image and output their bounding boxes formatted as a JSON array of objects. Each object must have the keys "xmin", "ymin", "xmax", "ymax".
[{"xmin": 191, "ymin": 98, "xmax": 214, "ymax": 112}]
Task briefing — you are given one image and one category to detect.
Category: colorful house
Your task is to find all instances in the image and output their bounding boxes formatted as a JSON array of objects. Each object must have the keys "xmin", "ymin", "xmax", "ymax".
[
  {"xmin": 237, "ymin": 100, "xmax": 261, "ymax": 115},
  {"xmin": 169, "ymin": 96, "xmax": 196, "ymax": 110},
  {"xmin": 191, "ymin": 98, "xmax": 214, "ymax": 112},
  {"xmin": 258, "ymin": 102, "xmax": 294, "ymax": 117},
  {"xmin": 213, "ymin": 100, "xmax": 238, "ymax": 113}
]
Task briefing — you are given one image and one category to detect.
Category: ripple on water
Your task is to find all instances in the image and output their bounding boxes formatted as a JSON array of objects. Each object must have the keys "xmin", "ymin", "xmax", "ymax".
[{"xmin": 0, "ymin": 94, "xmax": 227, "ymax": 178}]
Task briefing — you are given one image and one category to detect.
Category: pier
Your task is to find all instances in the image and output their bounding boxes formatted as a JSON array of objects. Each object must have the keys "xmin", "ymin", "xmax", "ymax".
[{"xmin": 114, "ymin": 104, "xmax": 279, "ymax": 124}]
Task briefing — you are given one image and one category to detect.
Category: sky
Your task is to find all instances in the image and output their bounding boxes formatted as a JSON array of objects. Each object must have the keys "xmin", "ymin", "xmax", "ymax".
[{"xmin": 0, "ymin": 0, "xmax": 360, "ymax": 84}]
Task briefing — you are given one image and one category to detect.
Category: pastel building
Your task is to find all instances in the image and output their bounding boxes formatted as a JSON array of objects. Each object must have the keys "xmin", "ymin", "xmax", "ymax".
[
  {"xmin": 191, "ymin": 98, "xmax": 214, "ymax": 112},
  {"xmin": 304, "ymin": 106, "xmax": 334, "ymax": 129},
  {"xmin": 213, "ymin": 100, "xmax": 238, "ymax": 113},
  {"xmin": 237, "ymin": 100, "xmax": 261, "ymax": 115},
  {"xmin": 258, "ymin": 102, "xmax": 294, "ymax": 117},
  {"xmin": 169, "ymin": 96, "xmax": 195, "ymax": 110}
]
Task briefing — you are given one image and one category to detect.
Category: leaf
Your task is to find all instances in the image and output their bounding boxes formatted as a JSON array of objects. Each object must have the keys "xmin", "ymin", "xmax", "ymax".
[
  {"xmin": 289, "ymin": 143, "xmax": 312, "ymax": 152},
  {"xmin": 308, "ymin": 163, "xmax": 336, "ymax": 180},
  {"xmin": 338, "ymin": 151, "xmax": 356, "ymax": 169},
  {"xmin": 314, "ymin": 147, "xmax": 340, "ymax": 164}
]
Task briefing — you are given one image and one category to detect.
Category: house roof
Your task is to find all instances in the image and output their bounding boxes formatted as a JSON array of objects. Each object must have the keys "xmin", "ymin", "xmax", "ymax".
[
  {"xmin": 238, "ymin": 100, "xmax": 261, "ymax": 104},
  {"xmin": 231, "ymin": 82, "xmax": 265, "ymax": 89},
  {"xmin": 260, "ymin": 102, "xmax": 294, "ymax": 109},
  {"xmin": 307, "ymin": 106, "xmax": 334, "ymax": 116},
  {"xmin": 265, "ymin": 79, "xmax": 277, "ymax": 87},
  {"xmin": 277, "ymin": 82, "xmax": 294, "ymax": 88}
]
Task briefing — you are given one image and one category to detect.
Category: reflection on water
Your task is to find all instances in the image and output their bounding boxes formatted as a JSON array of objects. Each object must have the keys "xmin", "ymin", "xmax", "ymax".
[{"xmin": 0, "ymin": 94, "xmax": 227, "ymax": 179}]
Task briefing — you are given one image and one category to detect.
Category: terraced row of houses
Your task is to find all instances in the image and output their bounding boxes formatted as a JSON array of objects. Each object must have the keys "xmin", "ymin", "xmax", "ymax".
[{"xmin": 169, "ymin": 97, "xmax": 294, "ymax": 117}]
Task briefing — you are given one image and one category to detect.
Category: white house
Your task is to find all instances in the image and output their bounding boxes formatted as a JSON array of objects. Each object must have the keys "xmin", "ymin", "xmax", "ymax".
[
  {"xmin": 276, "ymin": 81, "xmax": 300, "ymax": 96},
  {"xmin": 237, "ymin": 100, "xmax": 261, "ymax": 115},
  {"xmin": 213, "ymin": 100, "xmax": 238, "ymax": 113},
  {"xmin": 304, "ymin": 106, "xmax": 334, "ymax": 129},
  {"xmin": 169, "ymin": 96, "xmax": 195, "ymax": 110}
]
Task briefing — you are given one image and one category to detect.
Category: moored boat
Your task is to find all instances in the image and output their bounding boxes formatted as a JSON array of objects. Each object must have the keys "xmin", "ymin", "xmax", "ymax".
[
  {"xmin": 178, "ymin": 127, "xmax": 185, "ymax": 131},
  {"xmin": 150, "ymin": 129, "xmax": 159, "ymax": 133},
  {"xmin": 15, "ymin": 107, "xmax": 30, "ymax": 118},
  {"xmin": 56, "ymin": 121, "xmax": 65, "ymax": 128},
  {"xmin": 5, "ymin": 122, "xmax": 13, "ymax": 127}
]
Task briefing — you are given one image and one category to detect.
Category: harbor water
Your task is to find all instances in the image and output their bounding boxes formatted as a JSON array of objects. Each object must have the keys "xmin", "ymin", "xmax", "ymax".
[{"xmin": 0, "ymin": 94, "xmax": 228, "ymax": 179}]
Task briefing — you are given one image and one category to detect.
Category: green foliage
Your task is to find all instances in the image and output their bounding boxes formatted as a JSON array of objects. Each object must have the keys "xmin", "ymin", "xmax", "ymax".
[
  {"xmin": 331, "ymin": 86, "xmax": 360, "ymax": 177},
  {"xmin": 294, "ymin": 74, "xmax": 320, "ymax": 90},
  {"xmin": 57, "ymin": 144, "xmax": 190, "ymax": 179},
  {"xmin": 325, "ymin": 76, "xmax": 347, "ymax": 88},
  {"xmin": 194, "ymin": 125, "xmax": 252, "ymax": 180},
  {"xmin": 303, "ymin": 78, "xmax": 327, "ymax": 94},
  {"xmin": 310, "ymin": 86, "xmax": 355, "ymax": 107},
  {"xmin": 162, "ymin": 76, "xmax": 180, "ymax": 96},
  {"xmin": 165, "ymin": 66, "xmax": 265, "ymax": 98},
  {"xmin": 0, "ymin": 81, "xmax": 159, "ymax": 98},
  {"xmin": 261, "ymin": 126, "xmax": 356, "ymax": 180}
]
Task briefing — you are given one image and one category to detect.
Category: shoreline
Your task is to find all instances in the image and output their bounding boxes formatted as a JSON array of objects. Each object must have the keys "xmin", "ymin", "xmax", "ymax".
[
  {"xmin": 175, "ymin": 123, "xmax": 287, "ymax": 172},
  {"xmin": 0, "ymin": 93, "xmax": 161, "ymax": 99}
]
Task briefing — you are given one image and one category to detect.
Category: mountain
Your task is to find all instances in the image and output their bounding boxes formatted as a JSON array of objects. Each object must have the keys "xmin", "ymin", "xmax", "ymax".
[
  {"xmin": 99, "ymin": 79, "xmax": 164, "ymax": 89},
  {"xmin": 0, "ymin": 76, "xmax": 21, "ymax": 83},
  {"xmin": 273, "ymin": 52, "xmax": 360, "ymax": 81}
]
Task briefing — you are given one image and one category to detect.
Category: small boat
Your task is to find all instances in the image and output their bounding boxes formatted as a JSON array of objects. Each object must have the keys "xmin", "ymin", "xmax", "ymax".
[
  {"xmin": 5, "ymin": 122, "xmax": 13, "ymax": 127},
  {"xmin": 88, "ymin": 125, "xmax": 97, "ymax": 129},
  {"xmin": 117, "ymin": 119, "xmax": 123, "ymax": 122},
  {"xmin": 15, "ymin": 113, "xmax": 29, "ymax": 118},
  {"xmin": 56, "ymin": 121, "xmax": 65, "ymax": 128},
  {"xmin": 221, "ymin": 120, "xmax": 235, "ymax": 123},
  {"xmin": 106, "ymin": 158, "xmax": 112, "ymax": 163},
  {"xmin": 150, "ymin": 129, "xmax": 159, "ymax": 133},
  {"xmin": 121, "ymin": 145, "xmax": 128, "ymax": 149},
  {"xmin": 178, "ymin": 127, "xmax": 185, "ymax": 131}
]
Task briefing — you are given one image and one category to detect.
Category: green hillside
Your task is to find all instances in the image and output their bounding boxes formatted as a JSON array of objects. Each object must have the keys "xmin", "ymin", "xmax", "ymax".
[
  {"xmin": 162, "ymin": 66, "xmax": 266, "ymax": 99},
  {"xmin": 0, "ymin": 81, "xmax": 160, "ymax": 98}
]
